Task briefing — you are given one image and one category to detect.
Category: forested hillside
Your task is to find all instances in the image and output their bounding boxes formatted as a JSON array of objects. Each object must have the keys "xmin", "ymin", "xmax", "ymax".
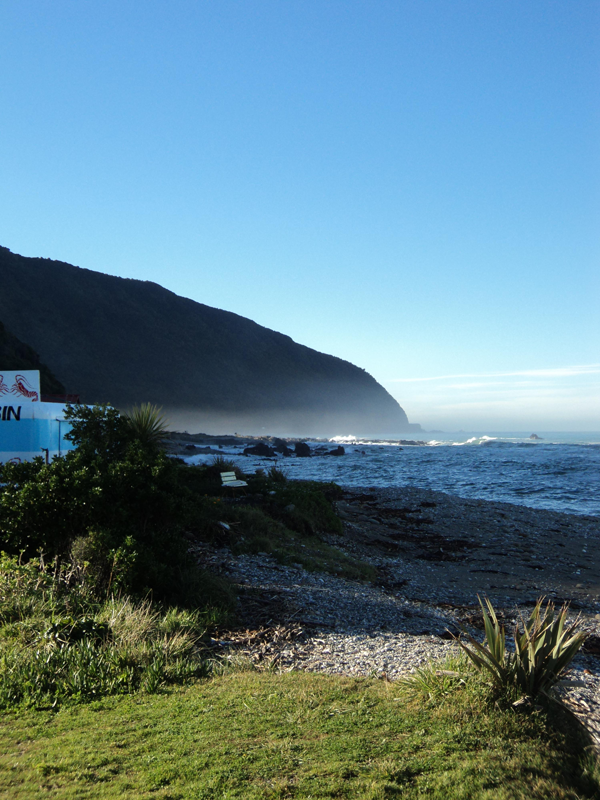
[
  {"xmin": 0, "ymin": 246, "xmax": 418, "ymax": 435},
  {"xmin": 0, "ymin": 320, "xmax": 66, "ymax": 395}
]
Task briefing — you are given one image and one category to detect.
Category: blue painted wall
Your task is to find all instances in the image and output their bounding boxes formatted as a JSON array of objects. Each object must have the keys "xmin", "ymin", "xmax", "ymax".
[{"xmin": 0, "ymin": 404, "xmax": 75, "ymax": 463}]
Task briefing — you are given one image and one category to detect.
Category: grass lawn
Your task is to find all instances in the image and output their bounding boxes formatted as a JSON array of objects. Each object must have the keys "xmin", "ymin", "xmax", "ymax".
[{"xmin": 0, "ymin": 668, "xmax": 598, "ymax": 800}]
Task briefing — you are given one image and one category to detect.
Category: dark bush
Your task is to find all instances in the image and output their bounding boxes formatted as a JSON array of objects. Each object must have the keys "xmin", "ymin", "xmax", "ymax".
[
  {"xmin": 268, "ymin": 481, "xmax": 343, "ymax": 537},
  {"xmin": 0, "ymin": 405, "xmax": 203, "ymax": 607}
]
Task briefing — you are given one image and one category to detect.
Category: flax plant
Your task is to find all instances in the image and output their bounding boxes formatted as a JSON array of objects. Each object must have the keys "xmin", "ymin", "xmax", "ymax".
[
  {"xmin": 123, "ymin": 403, "xmax": 169, "ymax": 447},
  {"xmin": 512, "ymin": 598, "xmax": 587, "ymax": 697},
  {"xmin": 459, "ymin": 596, "xmax": 586, "ymax": 698}
]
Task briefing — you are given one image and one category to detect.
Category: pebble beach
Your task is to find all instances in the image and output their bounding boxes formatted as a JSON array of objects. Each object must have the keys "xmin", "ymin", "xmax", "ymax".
[{"xmin": 198, "ymin": 485, "xmax": 600, "ymax": 749}]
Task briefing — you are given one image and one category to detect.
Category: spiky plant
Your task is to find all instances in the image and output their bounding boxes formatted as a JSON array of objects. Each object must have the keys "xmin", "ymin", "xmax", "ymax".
[
  {"xmin": 512, "ymin": 598, "xmax": 587, "ymax": 697},
  {"xmin": 210, "ymin": 455, "xmax": 238, "ymax": 473},
  {"xmin": 458, "ymin": 597, "xmax": 511, "ymax": 691},
  {"xmin": 123, "ymin": 403, "xmax": 169, "ymax": 447},
  {"xmin": 459, "ymin": 596, "xmax": 586, "ymax": 698}
]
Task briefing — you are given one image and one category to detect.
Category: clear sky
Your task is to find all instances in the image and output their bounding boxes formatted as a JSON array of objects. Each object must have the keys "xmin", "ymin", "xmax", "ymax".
[{"xmin": 1, "ymin": 1, "xmax": 598, "ymax": 431}]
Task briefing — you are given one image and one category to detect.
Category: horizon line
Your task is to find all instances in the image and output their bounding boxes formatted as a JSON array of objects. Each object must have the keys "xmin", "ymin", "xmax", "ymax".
[{"xmin": 386, "ymin": 364, "xmax": 600, "ymax": 383}]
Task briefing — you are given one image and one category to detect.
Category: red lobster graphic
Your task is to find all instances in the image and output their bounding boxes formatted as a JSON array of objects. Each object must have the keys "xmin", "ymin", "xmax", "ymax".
[
  {"xmin": 11, "ymin": 374, "xmax": 39, "ymax": 402},
  {"xmin": 0, "ymin": 375, "xmax": 9, "ymax": 396}
]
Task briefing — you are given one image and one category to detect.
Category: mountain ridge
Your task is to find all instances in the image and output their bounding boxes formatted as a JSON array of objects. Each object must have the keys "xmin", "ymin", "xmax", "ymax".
[{"xmin": 0, "ymin": 246, "xmax": 418, "ymax": 436}]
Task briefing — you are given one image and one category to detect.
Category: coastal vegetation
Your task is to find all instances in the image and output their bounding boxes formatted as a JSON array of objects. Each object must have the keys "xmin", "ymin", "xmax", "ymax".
[
  {"xmin": 0, "ymin": 403, "xmax": 597, "ymax": 796},
  {"xmin": 0, "ymin": 403, "xmax": 366, "ymax": 707},
  {"xmin": 123, "ymin": 401, "xmax": 170, "ymax": 446},
  {"xmin": 459, "ymin": 596, "xmax": 587, "ymax": 699}
]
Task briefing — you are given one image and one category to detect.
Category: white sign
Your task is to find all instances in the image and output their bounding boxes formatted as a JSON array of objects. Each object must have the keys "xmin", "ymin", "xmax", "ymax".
[{"xmin": 0, "ymin": 371, "xmax": 41, "ymax": 403}]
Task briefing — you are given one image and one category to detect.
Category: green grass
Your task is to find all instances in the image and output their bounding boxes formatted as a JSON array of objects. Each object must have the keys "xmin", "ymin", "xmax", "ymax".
[
  {"xmin": 231, "ymin": 505, "xmax": 375, "ymax": 582},
  {"xmin": 186, "ymin": 474, "xmax": 375, "ymax": 582},
  {"xmin": 232, "ymin": 478, "xmax": 374, "ymax": 581},
  {"xmin": 1, "ymin": 665, "xmax": 598, "ymax": 799}
]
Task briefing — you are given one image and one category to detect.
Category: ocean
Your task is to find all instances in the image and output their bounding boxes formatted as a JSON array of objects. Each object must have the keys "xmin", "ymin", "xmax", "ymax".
[{"xmin": 185, "ymin": 431, "xmax": 600, "ymax": 518}]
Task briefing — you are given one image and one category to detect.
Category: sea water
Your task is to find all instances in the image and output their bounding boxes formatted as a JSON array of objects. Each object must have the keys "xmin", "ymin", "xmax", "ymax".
[{"xmin": 185, "ymin": 432, "xmax": 600, "ymax": 517}]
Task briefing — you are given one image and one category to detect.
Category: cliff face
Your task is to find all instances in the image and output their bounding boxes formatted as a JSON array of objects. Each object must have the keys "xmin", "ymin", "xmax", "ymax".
[{"xmin": 0, "ymin": 246, "xmax": 418, "ymax": 436}]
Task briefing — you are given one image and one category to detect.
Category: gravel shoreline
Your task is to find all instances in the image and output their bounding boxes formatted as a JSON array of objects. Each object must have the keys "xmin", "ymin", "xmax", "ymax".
[{"xmin": 201, "ymin": 484, "xmax": 600, "ymax": 748}]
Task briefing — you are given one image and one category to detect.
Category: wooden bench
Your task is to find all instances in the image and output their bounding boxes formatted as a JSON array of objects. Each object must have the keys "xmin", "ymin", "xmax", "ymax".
[{"xmin": 220, "ymin": 471, "xmax": 248, "ymax": 491}]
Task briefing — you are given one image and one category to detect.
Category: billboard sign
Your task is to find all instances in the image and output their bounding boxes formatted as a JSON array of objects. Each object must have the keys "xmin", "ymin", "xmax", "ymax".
[
  {"xmin": 0, "ymin": 371, "xmax": 41, "ymax": 403},
  {"xmin": 0, "ymin": 371, "xmax": 75, "ymax": 463}
]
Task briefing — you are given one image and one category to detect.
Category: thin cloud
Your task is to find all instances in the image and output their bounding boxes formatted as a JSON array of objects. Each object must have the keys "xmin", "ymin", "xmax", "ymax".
[{"xmin": 387, "ymin": 364, "xmax": 600, "ymax": 383}]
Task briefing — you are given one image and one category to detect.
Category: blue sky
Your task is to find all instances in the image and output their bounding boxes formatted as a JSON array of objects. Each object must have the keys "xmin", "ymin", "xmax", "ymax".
[{"xmin": 1, "ymin": 1, "xmax": 598, "ymax": 431}]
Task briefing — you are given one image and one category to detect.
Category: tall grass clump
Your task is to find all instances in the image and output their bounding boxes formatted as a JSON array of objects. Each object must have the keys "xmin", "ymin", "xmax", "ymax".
[
  {"xmin": 209, "ymin": 455, "xmax": 238, "ymax": 473},
  {"xmin": 0, "ymin": 555, "xmax": 211, "ymax": 708},
  {"xmin": 267, "ymin": 465, "xmax": 287, "ymax": 483},
  {"xmin": 0, "ymin": 553, "xmax": 95, "ymax": 631},
  {"xmin": 400, "ymin": 653, "xmax": 470, "ymax": 702}
]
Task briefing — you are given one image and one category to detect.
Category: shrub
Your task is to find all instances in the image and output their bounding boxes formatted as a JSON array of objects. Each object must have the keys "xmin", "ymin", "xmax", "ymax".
[
  {"xmin": 231, "ymin": 507, "xmax": 287, "ymax": 554},
  {"xmin": 268, "ymin": 482, "xmax": 344, "ymax": 537},
  {"xmin": 0, "ymin": 405, "xmax": 207, "ymax": 607},
  {"xmin": 210, "ymin": 455, "xmax": 238, "ymax": 473},
  {"xmin": 267, "ymin": 465, "xmax": 287, "ymax": 483},
  {"xmin": 69, "ymin": 531, "xmax": 138, "ymax": 597},
  {"xmin": 63, "ymin": 402, "xmax": 131, "ymax": 460},
  {"xmin": 174, "ymin": 458, "xmax": 246, "ymax": 498},
  {"xmin": 459, "ymin": 596, "xmax": 586, "ymax": 698}
]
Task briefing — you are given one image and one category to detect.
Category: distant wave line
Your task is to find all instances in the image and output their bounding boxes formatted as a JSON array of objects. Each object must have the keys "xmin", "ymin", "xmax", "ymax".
[{"xmin": 386, "ymin": 364, "xmax": 600, "ymax": 383}]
